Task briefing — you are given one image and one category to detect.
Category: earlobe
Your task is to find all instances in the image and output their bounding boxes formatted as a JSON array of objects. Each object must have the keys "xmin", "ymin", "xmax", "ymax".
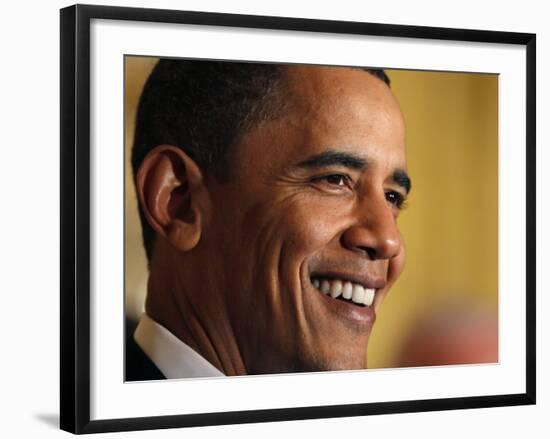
[{"xmin": 136, "ymin": 145, "xmax": 205, "ymax": 252}]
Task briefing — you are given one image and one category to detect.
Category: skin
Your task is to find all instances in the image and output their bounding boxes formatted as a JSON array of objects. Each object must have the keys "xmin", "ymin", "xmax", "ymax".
[{"xmin": 137, "ymin": 65, "xmax": 409, "ymax": 375}]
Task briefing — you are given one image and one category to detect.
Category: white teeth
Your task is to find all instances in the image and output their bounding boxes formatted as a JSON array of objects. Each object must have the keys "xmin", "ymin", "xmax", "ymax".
[
  {"xmin": 352, "ymin": 284, "xmax": 365, "ymax": 305},
  {"xmin": 342, "ymin": 282, "xmax": 353, "ymax": 300},
  {"xmin": 312, "ymin": 277, "xmax": 375, "ymax": 307},
  {"xmin": 363, "ymin": 288, "xmax": 375, "ymax": 306},
  {"xmin": 329, "ymin": 280, "xmax": 343, "ymax": 298}
]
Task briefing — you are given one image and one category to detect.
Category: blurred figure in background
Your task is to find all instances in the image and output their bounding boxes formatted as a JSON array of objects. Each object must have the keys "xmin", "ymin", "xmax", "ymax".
[{"xmin": 396, "ymin": 299, "xmax": 498, "ymax": 367}]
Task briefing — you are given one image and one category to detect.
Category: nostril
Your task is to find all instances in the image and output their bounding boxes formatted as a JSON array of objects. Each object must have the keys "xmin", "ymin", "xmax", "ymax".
[
  {"xmin": 354, "ymin": 245, "xmax": 377, "ymax": 260},
  {"xmin": 341, "ymin": 224, "xmax": 401, "ymax": 260},
  {"xmin": 364, "ymin": 247, "xmax": 377, "ymax": 260}
]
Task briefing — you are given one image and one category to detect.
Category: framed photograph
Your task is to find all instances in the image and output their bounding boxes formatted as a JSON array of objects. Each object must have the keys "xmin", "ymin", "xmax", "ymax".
[{"xmin": 60, "ymin": 4, "xmax": 536, "ymax": 434}]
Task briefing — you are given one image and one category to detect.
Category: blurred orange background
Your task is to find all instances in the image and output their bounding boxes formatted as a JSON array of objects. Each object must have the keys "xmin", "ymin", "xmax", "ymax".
[{"xmin": 124, "ymin": 57, "xmax": 498, "ymax": 369}]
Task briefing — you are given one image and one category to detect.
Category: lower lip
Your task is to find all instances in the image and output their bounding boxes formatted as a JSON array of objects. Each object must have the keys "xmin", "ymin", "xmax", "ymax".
[{"xmin": 315, "ymin": 287, "xmax": 376, "ymax": 326}]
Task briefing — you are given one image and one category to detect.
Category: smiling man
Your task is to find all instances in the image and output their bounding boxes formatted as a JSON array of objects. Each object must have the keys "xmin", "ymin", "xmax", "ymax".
[{"xmin": 126, "ymin": 59, "xmax": 410, "ymax": 380}]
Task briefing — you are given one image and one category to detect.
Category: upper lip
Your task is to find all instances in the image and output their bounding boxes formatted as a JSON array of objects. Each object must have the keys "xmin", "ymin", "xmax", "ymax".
[{"xmin": 309, "ymin": 271, "xmax": 386, "ymax": 290}]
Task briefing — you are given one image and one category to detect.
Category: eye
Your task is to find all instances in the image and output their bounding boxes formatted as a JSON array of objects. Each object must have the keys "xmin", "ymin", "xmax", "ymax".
[
  {"xmin": 385, "ymin": 190, "xmax": 407, "ymax": 209},
  {"xmin": 311, "ymin": 174, "xmax": 353, "ymax": 190},
  {"xmin": 323, "ymin": 174, "xmax": 349, "ymax": 186}
]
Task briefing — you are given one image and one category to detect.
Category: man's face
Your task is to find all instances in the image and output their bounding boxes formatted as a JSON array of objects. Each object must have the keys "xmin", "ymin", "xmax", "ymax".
[{"xmin": 201, "ymin": 66, "xmax": 408, "ymax": 373}]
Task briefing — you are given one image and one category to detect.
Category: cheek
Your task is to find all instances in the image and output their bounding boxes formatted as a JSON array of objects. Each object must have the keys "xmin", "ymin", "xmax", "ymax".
[
  {"xmin": 274, "ymin": 199, "xmax": 350, "ymax": 256},
  {"xmin": 387, "ymin": 242, "xmax": 406, "ymax": 285}
]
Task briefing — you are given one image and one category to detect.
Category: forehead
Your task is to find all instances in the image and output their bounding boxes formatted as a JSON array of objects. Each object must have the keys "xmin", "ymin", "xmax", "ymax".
[
  {"xmin": 284, "ymin": 65, "xmax": 394, "ymax": 107},
  {"xmin": 235, "ymin": 65, "xmax": 406, "ymax": 174}
]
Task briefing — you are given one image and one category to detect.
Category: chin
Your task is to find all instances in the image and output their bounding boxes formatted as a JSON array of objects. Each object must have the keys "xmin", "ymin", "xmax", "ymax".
[{"xmin": 295, "ymin": 348, "xmax": 368, "ymax": 373}]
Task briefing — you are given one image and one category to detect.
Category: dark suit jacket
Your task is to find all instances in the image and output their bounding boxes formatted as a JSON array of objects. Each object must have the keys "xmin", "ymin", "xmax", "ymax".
[{"xmin": 125, "ymin": 317, "xmax": 166, "ymax": 381}]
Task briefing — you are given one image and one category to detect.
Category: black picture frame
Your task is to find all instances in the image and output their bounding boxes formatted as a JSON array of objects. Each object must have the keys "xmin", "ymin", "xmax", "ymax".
[{"xmin": 60, "ymin": 4, "xmax": 536, "ymax": 434}]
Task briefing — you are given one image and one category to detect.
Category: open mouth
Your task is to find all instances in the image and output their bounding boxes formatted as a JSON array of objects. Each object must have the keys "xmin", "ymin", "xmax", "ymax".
[{"xmin": 311, "ymin": 277, "xmax": 375, "ymax": 307}]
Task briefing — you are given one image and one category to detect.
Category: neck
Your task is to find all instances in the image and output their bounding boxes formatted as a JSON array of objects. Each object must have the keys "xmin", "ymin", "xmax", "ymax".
[{"xmin": 145, "ymin": 242, "xmax": 247, "ymax": 376}]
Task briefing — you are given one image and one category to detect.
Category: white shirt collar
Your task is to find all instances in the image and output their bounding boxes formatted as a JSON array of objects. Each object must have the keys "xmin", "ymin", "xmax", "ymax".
[{"xmin": 133, "ymin": 313, "xmax": 225, "ymax": 379}]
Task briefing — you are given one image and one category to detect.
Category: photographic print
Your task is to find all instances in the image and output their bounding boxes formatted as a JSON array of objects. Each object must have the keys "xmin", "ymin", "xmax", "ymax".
[{"xmin": 124, "ymin": 57, "xmax": 499, "ymax": 380}]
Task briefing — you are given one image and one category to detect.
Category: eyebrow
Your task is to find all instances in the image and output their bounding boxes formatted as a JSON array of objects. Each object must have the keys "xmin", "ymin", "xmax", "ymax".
[
  {"xmin": 393, "ymin": 169, "xmax": 412, "ymax": 194},
  {"xmin": 293, "ymin": 151, "xmax": 368, "ymax": 170}
]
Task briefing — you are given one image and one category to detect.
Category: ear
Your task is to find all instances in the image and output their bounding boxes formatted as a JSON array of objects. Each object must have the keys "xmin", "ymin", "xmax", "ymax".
[{"xmin": 136, "ymin": 145, "xmax": 206, "ymax": 252}]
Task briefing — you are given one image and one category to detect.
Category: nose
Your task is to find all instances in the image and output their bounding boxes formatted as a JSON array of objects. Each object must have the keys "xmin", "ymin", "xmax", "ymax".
[{"xmin": 341, "ymin": 198, "xmax": 401, "ymax": 260}]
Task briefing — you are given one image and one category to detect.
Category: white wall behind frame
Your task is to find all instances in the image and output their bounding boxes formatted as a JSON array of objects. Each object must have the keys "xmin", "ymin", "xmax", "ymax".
[{"xmin": 0, "ymin": 0, "xmax": 546, "ymax": 438}]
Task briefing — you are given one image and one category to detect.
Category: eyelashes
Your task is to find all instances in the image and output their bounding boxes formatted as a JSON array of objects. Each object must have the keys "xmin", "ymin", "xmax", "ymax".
[{"xmin": 316, "ymin": 174, "xmax": 352, "ymax": 188}]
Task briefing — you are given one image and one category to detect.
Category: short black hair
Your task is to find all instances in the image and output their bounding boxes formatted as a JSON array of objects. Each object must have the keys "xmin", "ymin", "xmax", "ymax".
[{"xmin": 131, "ymin": 59, "xmax": 390, "ymax": 266}]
